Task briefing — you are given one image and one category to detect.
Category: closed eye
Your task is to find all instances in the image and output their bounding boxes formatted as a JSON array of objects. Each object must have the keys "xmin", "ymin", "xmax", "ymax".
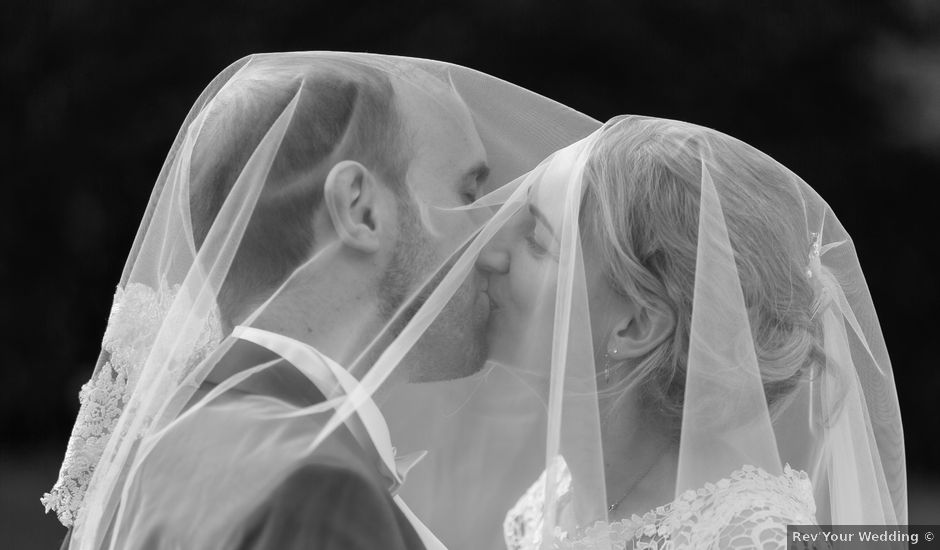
[{"xmin": 525, "ymin": 233, "xmax": 549, "ymax": 257}]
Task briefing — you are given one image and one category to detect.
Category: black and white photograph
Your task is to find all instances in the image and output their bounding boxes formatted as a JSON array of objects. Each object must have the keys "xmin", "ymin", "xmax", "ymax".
[{"xmin": 3, "ymin": 1, "xmax": 939, "ymax": 548}]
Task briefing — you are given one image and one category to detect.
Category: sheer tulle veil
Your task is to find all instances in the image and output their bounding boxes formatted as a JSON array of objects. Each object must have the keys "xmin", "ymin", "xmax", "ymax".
[
  {"xmin": 470, "ymin": 115, "xmax": 905, "ymax": 548},
  {"xmin": 43, "ymin": 52, "xmax": 903, "ymax": 549},
  {"xmin": 42, "ymin": 51, "xmax": 599, "ymax": 549}
]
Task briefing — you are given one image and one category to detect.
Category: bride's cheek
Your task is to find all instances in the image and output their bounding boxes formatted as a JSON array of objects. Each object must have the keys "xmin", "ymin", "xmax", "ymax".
[{"xmin": 514, "ymin": 260, "xmax": 557, "ymax": 319}]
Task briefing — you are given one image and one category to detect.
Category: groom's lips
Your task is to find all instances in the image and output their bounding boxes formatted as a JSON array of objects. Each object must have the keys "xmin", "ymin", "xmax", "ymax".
[{"xmin": 484, "ymin": 289, "xmax": 501, "ymax": 312}]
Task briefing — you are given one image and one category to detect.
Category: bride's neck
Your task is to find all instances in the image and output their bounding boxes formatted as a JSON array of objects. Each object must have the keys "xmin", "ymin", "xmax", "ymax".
[{"xmin": 567, "ymin": 396, "xmax": 679, "ymax": 522}]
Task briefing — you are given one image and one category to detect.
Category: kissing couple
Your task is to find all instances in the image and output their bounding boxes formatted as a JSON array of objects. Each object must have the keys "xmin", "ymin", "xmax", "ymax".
[{"xmin": 45, "ymin": 53, "xmax": 906, "ymax": 550}]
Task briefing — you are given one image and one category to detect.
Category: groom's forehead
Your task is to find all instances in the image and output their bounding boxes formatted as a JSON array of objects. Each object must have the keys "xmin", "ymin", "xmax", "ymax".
[
  {"xmin": 394, "ymin": 74, "xmax": 476, "ymax": 136},
  {"xmin": 397, "ymin": 83, "xmax": 486, "ymax": 172}
]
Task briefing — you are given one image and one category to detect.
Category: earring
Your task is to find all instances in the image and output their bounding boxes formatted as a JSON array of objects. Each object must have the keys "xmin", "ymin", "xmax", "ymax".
[{"xmin": 604, "ymin": 349, "xmax": 618, "ymax": 384}]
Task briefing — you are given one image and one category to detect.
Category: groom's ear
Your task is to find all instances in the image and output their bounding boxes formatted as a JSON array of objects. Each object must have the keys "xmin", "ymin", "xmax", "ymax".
[
  {"xmin": 322, "ymin": 160, "xmax": 391, "ymax": 253},
  {"xmin": 606, "ymin": 298, "xmax": 675, "ymax": 360}
]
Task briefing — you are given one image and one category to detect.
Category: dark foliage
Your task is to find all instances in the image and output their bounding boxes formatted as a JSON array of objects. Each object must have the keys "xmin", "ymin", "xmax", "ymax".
[{"xmin": 2, "ymin": 0, "xmax": 938, "ymax": 476}]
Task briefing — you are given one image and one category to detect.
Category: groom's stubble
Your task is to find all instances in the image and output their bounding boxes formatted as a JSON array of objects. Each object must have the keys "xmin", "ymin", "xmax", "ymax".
[{"xmin": 377, "ymin": 197, "xmax": 489, "ymax": 383}]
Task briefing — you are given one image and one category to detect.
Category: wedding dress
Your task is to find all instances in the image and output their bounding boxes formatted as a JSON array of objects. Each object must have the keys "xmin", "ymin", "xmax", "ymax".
[{"xmin": 505, "ymin": 456, "xmax": 817, "ymax": 550}]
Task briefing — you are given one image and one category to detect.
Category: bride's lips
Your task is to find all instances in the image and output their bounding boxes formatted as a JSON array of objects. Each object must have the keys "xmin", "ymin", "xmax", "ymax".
[{"xmin": 476, "ymin": 275, "xmax": 497, "ymax": 310}]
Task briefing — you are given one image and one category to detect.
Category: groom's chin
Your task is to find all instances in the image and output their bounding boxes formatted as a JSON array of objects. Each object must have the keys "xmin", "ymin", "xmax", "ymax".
[
  {"xmin": 401, "ymin": 283, "xmax": 492, "ymax": 383},
  {"xmin": 407, "ymin": 336, "xmax": 488, "ymax": 383},
  {"xmin": 408, "ymin": 325, "xmax": 490, "ymax": 383}
]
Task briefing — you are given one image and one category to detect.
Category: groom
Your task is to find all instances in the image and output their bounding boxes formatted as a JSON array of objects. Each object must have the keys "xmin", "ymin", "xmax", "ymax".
[{"xmin": 108, "ymin": 60, "xmax": 491, "ymax": 550}]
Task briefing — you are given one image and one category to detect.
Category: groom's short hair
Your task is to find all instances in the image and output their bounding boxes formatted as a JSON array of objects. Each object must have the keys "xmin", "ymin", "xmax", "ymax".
[{"xmin": 189, "ymin": 59, "xmax": 412, "ymax": 324}]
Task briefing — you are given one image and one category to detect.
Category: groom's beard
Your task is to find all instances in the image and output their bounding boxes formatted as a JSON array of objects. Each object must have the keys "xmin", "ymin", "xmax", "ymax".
[{"xmin": 377, "ymin": 208, "xmax": 489, "ymax": 383}]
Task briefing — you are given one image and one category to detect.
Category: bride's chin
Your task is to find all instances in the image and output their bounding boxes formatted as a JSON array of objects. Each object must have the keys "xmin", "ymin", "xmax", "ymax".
[{"xmin": 484, "ymin": 315, "xmax": 516, "ymax": 364}]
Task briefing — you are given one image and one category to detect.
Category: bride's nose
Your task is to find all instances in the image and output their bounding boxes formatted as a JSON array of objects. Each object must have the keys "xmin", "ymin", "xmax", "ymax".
[
  {"xmin": 475, "ymin": 232, "xmax": 510, "ymax": 275},
  {"xmin": 475, "ymin": 205, "xmax": 530, "ymax": 275}
]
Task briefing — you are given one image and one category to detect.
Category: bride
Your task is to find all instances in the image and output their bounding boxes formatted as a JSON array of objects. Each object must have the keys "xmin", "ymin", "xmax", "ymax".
[{"xmin": 468, "ymin": 116, "xmax": 906, "ymax": 549}]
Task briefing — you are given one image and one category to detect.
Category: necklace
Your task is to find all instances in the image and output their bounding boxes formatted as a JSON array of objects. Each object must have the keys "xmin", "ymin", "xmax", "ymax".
[{"xmin": 607, "ymin": 445, "xmax": 671, "ymax": 514}]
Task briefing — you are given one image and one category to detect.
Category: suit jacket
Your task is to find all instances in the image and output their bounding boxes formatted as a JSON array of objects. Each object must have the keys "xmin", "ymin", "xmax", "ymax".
[
  {"xmin": 229, "ymin": 337, "xmax": 425, "ymax": 550},
  {"xmin": 65, "ymin": 337, "xmax": 427, "ymax": 550},
  {"xmin": 235, "ymin": 461, "xmax": 424, "ymax": 550}
]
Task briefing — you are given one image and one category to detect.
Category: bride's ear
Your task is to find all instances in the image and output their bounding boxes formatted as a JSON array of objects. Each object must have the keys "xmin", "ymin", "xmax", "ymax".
[
  {"xmin": 322, "ymin": 160, "xmax": 389, "ymax": 253},
  {"xmin": 606, "ymin": 299, "xmax": 675, "ymax": 360}
]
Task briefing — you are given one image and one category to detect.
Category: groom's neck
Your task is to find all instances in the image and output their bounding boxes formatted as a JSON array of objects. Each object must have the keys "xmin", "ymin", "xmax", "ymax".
[
  {"xmin": 256, "ymin": 293, "xmax": 384, "ymax": 370},
  {"xmin": 247, "ymin": 251, "xmax": 388, "ymax": 370}
]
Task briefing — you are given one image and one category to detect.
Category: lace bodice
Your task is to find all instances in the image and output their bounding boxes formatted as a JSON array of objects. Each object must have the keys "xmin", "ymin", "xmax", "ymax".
[
  {"xmin": 504, "ymin": 456, "xmax": 816, "ymax": 550},
  {"xmin": 41, "ymin": 280, "xmax": 222, "ymax": 526}
]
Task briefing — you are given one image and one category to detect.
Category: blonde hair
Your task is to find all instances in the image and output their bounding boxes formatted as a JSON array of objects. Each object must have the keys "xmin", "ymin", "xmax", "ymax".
[{"xmin": 582, "ymin": 117, "xmax": 824, "ymax": 429}]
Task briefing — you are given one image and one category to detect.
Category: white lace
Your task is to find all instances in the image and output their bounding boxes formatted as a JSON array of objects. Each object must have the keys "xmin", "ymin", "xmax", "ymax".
[
  {"xmin": 504, "ymin": 457, "xmax": 816, "ymax": 550},
  {"xmin": 41, "ymin": 280, "xmax": 222, "ymax": 526}
]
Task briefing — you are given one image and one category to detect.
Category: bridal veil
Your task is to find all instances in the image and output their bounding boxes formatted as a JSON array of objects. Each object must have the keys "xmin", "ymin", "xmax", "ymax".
[
  {"xmin": 470, "ymin": 116, "xmax": 906, "ymax": 548},
  {"xmin": 42, "ymin": 51, "xmax": 598, "ymax": 550},
  {"xmin": 43, "ymin": 53, "xmax": 904, "ymax": 550}
]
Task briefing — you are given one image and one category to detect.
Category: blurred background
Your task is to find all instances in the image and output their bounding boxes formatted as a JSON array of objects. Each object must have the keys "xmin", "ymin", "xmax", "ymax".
[{"xmin": 2, "ymin": 0, "xmax": 939, "ymax": 547}]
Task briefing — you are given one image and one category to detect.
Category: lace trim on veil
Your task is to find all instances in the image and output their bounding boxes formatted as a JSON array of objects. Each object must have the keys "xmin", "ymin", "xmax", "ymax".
[
  {"xmin": 504, "ymin": 457, "xmax": 816, "ymax": 550},
  {"xmin": 41, "ymin": 280, "xmax": 222, "ymax": 526}
]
